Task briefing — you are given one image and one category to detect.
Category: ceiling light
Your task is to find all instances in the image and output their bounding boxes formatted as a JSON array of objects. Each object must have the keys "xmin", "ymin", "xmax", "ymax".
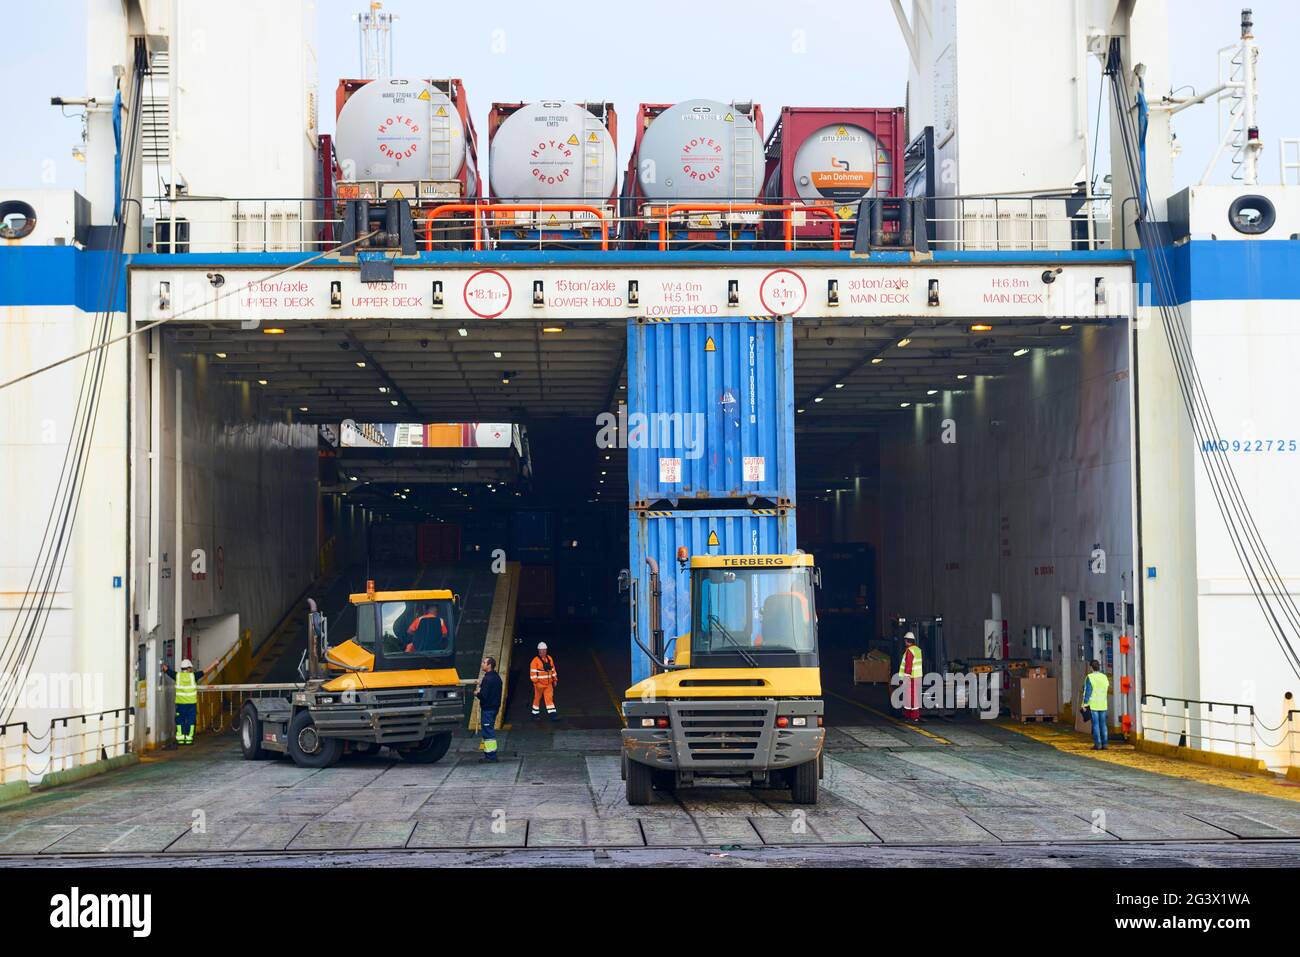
[
  {"xmin": 356, "ymin": 360, "xmax": 366, "ymax": 368},
  {"xmin": 834, "ymin": 383, "xmax": 844, "ymax": 389},
  {"xmin": 797, "ymin": 408, "xmax": 805, "ymax": 414},
  {"xmin": 900, "ymin": 402, "xmax": 911, "ymax": 408},
  {"xmin": 1013, "ymin": 348, "xmax": 1029, "ymax": 357},
  {"xmin": 813, "ymin": 396, "xmax": 824, "ymax": 403},
  {"xmin": 457, "ymin": 327, "xmax": 468, "ymax": 337},
  {"xmin": 542, "ymin": 326, "xmax": 564, "ymax": 334},
  {"xmin": 1059, "ymin": 324, "xmax": 1073, "ymax": 331},
  {"xmin": 299, "ymin": 406, "xmax": 309, "ymax": 412},
  {"xmin": 927, "ymin": 390, "xmax": 938, "ymax": 396},
  {"xmin": 378, "ymin": 386, "xmax": 389, "ymax": 393},
  {"xmin": 493, "ymin": 351, "xmax": 502, "ymax": 359},
  {"xmin": 215, "ymin": 352, "xmax": 227, "ymax": 359},
  {"xmin": 263, "ymin": 328, "xmax": 285, "ymax": 335},
  {"xmin": 897, "ymin": 338, "xmax": 911, "ymax": 347},
  {"xmin": 956, "ymin": 374, "xmax": 968, "ymax": 380},
  {"xmin": 870, "ymin": 357, "xmax": 884, "ymax": 365},
  {"xmin": 389, "ymin": 399, "xmax": 399, "ymax": 406},
  {"xmin": 969, "ymin": 323, "xmax": 993, "ymax": 333},
  {"xmin": 257, "ymin": 379, "xmax": 268, "ymax": 386}
]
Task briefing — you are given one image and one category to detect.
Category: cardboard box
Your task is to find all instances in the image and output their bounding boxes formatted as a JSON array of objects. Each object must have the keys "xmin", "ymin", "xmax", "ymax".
[
  {"xmin": 1011, "ymin": 675, "xmax": 1058, "ymax": 719},
  {"xmin": 1025, "ymin": 666, "xmax": 1050, "ymax": 678},
  {"xmin": 853, "ymin": 655, "xmax": 892, "ymax": 685}
]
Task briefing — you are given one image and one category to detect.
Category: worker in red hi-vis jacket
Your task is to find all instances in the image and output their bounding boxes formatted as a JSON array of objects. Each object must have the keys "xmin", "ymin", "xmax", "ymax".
[
  {"xmin": 898, "ymin": 632, "xmax": 924, "ymax": 722},
  {"xmin": 530, "ymin": 642, "xmax": 559, "ymax": 721}
]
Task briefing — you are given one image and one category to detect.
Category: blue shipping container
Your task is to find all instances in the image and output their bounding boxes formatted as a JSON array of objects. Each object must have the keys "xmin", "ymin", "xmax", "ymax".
[
  {"xmin": 627, "ymin": 317, "xmax": 796, "ymax": 506},
  {"xmin": 627, "ymin": 507, "xmax": 797, "ymax": 685},
  {"xmin": 510, "ymin": 509, "xmax": 554, "ymax": 565}
]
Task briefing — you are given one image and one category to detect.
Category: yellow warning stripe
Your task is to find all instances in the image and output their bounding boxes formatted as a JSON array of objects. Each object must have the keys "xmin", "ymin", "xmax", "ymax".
[
  {"xmin": 1000, "ymin": 719, "xmax": 1300, "ymax": 803},
  {"xmin": 824, "ymin": 689, "xmax": 952, "ymax": 744}
]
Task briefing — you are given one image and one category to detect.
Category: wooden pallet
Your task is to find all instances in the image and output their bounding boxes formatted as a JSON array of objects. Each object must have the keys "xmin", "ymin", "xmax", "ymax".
[{"xmin": 1016, "ymin": 713, "xmax": 1057, "ymax": 724}]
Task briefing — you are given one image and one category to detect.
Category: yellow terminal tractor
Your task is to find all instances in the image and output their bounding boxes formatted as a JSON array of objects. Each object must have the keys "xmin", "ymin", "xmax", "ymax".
[
  {"xmin": 622, "ymin": 552, "xmax": 825, "ymax": 805},
  {"xmin": 238, "ymin": 584, "xmax": 466, "ymax": 768}
]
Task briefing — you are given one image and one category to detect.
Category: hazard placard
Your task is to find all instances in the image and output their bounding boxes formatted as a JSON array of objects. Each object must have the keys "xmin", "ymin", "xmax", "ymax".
[
  {"xmin": 707, "ymin": 530, "xmax": 720, "ymax": 547},
  {"xmin": 704, "ymin": 336, "xmax": 716, "ymax": 352},
  {"xmin": 567, "ymin": 134, "xmax": 580, "ymax": 145},
  {"xmin": 418, "ymin": 89, "xmax": 431, "ymax": 101},
  {"xmin": 435, "ymin": 105, "xmax": 448, "ymax": 116}
]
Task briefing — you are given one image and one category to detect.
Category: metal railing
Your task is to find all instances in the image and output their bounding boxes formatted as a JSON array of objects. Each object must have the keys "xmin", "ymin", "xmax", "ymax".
[
  {"xmin": 1140, "ymin": 694, "xmax": 1262, "ymax": 761},
  {"xmin": 197, "ymin": 684, "xmax": 301, "ymax": 734},
  {"xmin": 0, "ymin": 708, "xmax": 134, "ymax": 785},
  {"xmin": 140, "ymin": 192, "xmax": 1113, "ymax": 255}
]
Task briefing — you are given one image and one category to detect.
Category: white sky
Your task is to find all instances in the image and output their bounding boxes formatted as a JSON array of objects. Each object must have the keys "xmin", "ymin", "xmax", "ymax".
[{"xmin": 4, "ymin": 0, "xmax": 1298, "ymax": 195}]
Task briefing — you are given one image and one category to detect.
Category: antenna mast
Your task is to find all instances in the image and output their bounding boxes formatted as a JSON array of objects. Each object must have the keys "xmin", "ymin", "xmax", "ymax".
[{"xmin": 357, "ymin": 2, "xmax": 396, "ymax": 79}]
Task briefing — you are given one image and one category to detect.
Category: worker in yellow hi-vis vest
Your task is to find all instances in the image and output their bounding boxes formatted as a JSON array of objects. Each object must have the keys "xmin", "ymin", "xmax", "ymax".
[
  {"xmin": 898, "ymin": 632, "xmax": 924, "ymax": 722},
  {"xmin": 1081, "ymin": 659, "xmax": 1111, "ymax": 750},
  {"xmin": 161, "ymin": 658, "xmax": 218, "ymax": 746}
]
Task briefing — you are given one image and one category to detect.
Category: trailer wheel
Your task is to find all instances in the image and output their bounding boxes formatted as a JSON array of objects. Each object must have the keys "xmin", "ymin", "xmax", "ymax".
[
  {"xmin": 287, "ymin": 710, "xmax": 343, "ymax": 768},
  {"xmin": 239, "ymin": 703, "xmax": 266, "ymax": 760},
  {"xmin": 399, "ymin": 732, "xmax": 452, "ymax": 764},
  {"xmin": 790, "ymin": 758, "xmax": 819, "ymax": 805},
  {"xmin": 626, "ymin": 759, "xmax": 653, "ymax": 806}
]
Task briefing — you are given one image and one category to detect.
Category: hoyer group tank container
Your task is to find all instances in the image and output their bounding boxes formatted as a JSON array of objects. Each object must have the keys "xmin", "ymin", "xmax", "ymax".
[
  {"xmin": 620, "ymin": 99, "xmax": 766, "ymax": 248},
  {"xmin": 763, "ymin": 107, "xmax": 905, "ymax": 245},
  {"xmin": 333, "ymin": 77, "xmax": 480, "ymax": 202},
  {"xmin": 487, "ymin": 101, "xmax": 618, "ymax": 245}
]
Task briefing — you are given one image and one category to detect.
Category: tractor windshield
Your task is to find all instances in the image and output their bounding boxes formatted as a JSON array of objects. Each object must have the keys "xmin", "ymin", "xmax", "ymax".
[
  {"xmin": 691, "ymin": 566, "xmax": 818, "ymax": 668},
  {"xmin": 357, "ymin": 598, "xmax": 457, "ymax": 670}
]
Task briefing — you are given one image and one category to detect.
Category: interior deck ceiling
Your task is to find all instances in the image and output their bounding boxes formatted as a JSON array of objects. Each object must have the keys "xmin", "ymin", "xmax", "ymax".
[{"xmin": 166, "ymin": 314, "xmax": 1115, "ymax": 425}]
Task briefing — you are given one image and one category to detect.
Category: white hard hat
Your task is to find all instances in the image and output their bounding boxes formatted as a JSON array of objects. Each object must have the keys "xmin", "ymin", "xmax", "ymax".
[
  {"xmin": 537, "ymin": 642, "xmax": 548, "ymax": 650},
  {"xmin": 180, "ymin": 658, "xmax": 194, "ymax": 669},
  {"xmin": 904, "ymin": 632, "xmax": 916, "ymax": 643}
]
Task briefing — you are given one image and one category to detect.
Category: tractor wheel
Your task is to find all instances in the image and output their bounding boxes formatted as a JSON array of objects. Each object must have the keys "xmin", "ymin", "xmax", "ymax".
[
  {"xmin": 239, "ymin": 703, "xmax": 267, "ymax": 760},
  {"xmin": 287, "ymin": 710, "xmax": 343, "ymax": 768},
  {"xmin": 399, "ymin": 732, "xmax": 453, "ymax": 764},
  {"xmin": 626, "ymin": 759, "xmax": 653, "ymax": 806},
  {"xmin": 790, "ymin": 758, "xmax": 819, "ymax": 805}
]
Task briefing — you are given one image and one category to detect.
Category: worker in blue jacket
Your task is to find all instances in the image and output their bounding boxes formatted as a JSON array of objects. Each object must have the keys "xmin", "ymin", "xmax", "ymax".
[{"xmin": 475, "ymin": 656, "xmax": 503, "ymax": 762}]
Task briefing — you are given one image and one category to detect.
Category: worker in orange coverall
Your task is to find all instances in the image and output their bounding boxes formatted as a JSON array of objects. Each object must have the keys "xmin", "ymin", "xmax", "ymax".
[
  {"xmin": 898, "ymin": 631, "xmax": 924, "ymax": 722},
  {"xmin": 530, "ymin": 641, "xmax": 559, "ymax": 721}
]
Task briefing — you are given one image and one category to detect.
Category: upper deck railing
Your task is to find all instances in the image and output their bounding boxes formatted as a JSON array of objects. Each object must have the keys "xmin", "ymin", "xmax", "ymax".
[{"xmin": 139, "ymin": 192, "xmax": 1113, "ymax": 257}]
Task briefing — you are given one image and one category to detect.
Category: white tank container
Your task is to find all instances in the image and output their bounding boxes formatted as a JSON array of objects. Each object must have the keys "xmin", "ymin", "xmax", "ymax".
[
  {"xmin": 335, "ymin": 78, "xmax": 467, "ymax": 182},
  {"xmin": 636, "ymin": 99, "xmax": 763, "ymax": 202},
  {"xmin": 792, "ymin": 123, "xmax": 890, "ymax": 201},
  {"xmin": 490, "ymin": 102, "xmax": 616, "ymax": 203}
]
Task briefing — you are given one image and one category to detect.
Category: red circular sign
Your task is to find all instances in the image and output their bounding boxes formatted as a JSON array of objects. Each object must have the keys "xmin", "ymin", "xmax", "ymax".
[
  {"xmin": 759, "ymin": 268, "xmax": 807, "ymax": 316},
  {"xmin": 463, "ymin": 269, "xmax": 513, "ymax": 318}
]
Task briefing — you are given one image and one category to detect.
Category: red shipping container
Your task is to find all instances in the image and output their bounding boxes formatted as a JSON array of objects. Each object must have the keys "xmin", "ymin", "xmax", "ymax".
[
  {"xmin": 417, "ymin": 523, "xmax": 462, "ymax": 564},
  {"xmin": 517, "ymin": 565, "xmax": 555, "ymax": 621},
  {"xmin": 763, "ymin": 107, "xmax": 906, "ymax": 245}
]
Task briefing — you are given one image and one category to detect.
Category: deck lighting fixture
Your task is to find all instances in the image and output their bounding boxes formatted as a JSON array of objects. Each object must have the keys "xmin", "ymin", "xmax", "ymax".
[
  {"xmin": 1013, "ymin": 348, "xmax": 1030, "ymax": 357},
  {"xmin": 1059, "ymin": 324, "xmax": 1073, "ymax": 331},
  {"xmin": 813, "ymin": 396, "xmax": 824, "ymax": 403},
  {"xmin": 627, "ymin": 280, "xmax": 639, "ymax": 306},
  {"xmin": 900, "ymin": 402, "xmax": 911, "ymax": 408},
  {"xmin": 827, "ymin": 279, "xmax": 840, "ymax": 306},
  {"xmin": 897, "ymin": 338, "xmax": 911, "ymax": 348},
  {"xmin": 389, "ymin": 399, "xmax": 399, "ymax": 406},
  {"xmin": 870, "ymin": 357, "xmax": 884, "ymax": 364},
  {"xmin": 542, "ymin": 326, "xmax": 564, "ymax": 334},
  {"xmin": 834, "ymin": 383, "xmax": 844, "ymax": 389},
  {"xmin": 330, "ymin": 281, "xmax": 342, "ymax": 308},
  {"xmin": 969, "ymin": 323, "xmax": 993, "ymax": 332},
  {"xmin": 727, "ymin": 279, "xmax": 740, "ymax": 306},
  {"xmin": 927, "ymin": 389, "xmax": 938, "ymax": 396},
  {"xmin": 927, "ymin": 279, "xmax": 940, "ymax": 306},
  {"xmin": 533, "ymin": 280, "xmax": 545, "ymax": 306},
  {"xmin": 299, "ymin": 406, "xmax": 309, "ymax": 412},
  {"xmin": 431, "ymin": 280, "xmax": 444, "ymax": 307},
  {"xmin": 457, "ymin": 327, "xmax": 469, "ymax": 337},
  {"xmin": 493, "ymin": 351, "xmax": 503, "ymax": 358},
  {"xmin": 257, "ymin": 379, "xmax": 268, "ymax": 386},
  {"xmin": 263, "ymin": 327, "xmax": 285, "ymax": 335},
  {"xmin": 378, "ymin": 386, "xmax": 389, "ymax": 393},
  {"xmin": 158, "ymin": 281, "xmax": 170, "ymax": 311},
  {"xmin": 355, "ymin": 360, "xmax": 366, "ymax": 368},
  {"xmin": 956, "ymin": 374, "xmax": 968, "ymax": 380},
  {"xmin": 215, "ymin": 352, "xmax": 227, "ymax": 359},
  {"xmin": 797, "ymin": 408, "xmax": 806, "ymax": 414},
  {"xmin": 1094, "ymin": 277, "xmax": 1106, "ymax": 305}
]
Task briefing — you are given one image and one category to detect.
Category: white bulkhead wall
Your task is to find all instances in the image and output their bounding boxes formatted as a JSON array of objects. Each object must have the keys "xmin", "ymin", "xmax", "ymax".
[
  {"xmin": 0, "ymin": 294, "xmax": 130, "ymax": 753},
  {"xmin": 159, "ymin": 0, "xmax": 319, "ymax": 200}
]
